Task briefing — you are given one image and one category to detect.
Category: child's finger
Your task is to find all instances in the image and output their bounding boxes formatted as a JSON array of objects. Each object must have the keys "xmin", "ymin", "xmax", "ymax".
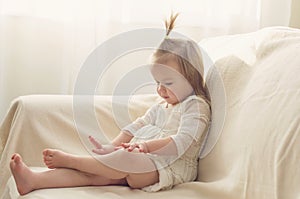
[
  {"xmin": 128, "ymin": 143, "xmax": 138, "ymax": 152},
  {"xmin": 138, "ymin": 144, "xmax": 146, "ymax": 152},
  {"xmin": 89, "ymin": 136, "xmax": 102, "ymax": 149},
  {"xmin": 114, "ymin": 146, "xmax": 123, "ymax": 150},
  {"xmin": 92, "ymin": 148, "xmax": 105, "ymax": 155},
  {"xmin": 121, "ymin": 143, "xmax": 130, "ymax": 148},
  {"xmin": 139, "ymin": 142, "xmax": 149, "ymax": 153}
]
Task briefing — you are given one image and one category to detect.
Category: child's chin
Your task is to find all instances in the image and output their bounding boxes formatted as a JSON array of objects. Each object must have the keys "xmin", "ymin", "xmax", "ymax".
[{"xmin": 166, "ymin": 99, "xmax": 179, "ymax": 105}]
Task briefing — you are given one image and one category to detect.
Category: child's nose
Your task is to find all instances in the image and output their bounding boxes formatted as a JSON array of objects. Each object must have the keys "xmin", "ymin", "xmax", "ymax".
[{"xmin": 157, "ymin": 84, "xmax": 166, "ymax": 92}]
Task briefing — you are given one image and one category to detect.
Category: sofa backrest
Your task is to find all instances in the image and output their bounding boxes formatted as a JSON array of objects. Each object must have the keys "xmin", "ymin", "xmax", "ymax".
[{"xmin": 196, "ymin": 27, "xmax": 300, "ymax": 198}]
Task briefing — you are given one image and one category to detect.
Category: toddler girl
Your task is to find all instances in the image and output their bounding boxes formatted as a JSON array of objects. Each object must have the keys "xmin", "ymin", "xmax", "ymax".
[{"xmin": 10, "ymin": 13, "xmax": 211, "ymax": 195}]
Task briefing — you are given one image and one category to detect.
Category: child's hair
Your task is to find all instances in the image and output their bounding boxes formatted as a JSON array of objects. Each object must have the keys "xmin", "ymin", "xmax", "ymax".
[{"xmin": 152, "ymin": 13, "xmax": 211, "ymax": 105}]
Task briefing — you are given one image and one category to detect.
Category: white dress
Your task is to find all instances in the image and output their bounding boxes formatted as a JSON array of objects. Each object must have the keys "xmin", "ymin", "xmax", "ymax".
[{"xmin": 122, "ymin": 95, "xmax": 211, "ymax": 192}]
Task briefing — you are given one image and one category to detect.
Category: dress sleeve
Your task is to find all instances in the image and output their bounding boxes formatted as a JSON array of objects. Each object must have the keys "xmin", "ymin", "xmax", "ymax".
[
  {"xmin": 122, "ymin": 104, "xmax": 158, "ymax": 136},
  {"xmin": 170, "ymin": 98, "xmax": 211, "ymax": 156}
]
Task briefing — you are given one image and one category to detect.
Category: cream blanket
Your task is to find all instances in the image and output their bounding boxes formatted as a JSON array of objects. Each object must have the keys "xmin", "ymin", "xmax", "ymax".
[{"xmin": 1, "ymin": 27, "xmax": 300, "ymax": 198}]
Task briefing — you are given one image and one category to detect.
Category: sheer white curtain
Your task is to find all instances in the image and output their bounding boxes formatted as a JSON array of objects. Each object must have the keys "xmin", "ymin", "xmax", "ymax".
[{"xmin": 0, "ymin": 0, "xmax": 294, "ymax": 121}]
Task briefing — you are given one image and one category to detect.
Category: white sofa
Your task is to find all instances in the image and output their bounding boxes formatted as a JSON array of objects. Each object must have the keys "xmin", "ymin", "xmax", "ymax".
[{"xmin": 1, "ymin": 26, "xmax": 300, "ymax": 199}]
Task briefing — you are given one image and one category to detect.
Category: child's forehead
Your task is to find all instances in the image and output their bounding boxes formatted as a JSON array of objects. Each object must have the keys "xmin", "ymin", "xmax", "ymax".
[
  {"xmin": 151, "ymin": 59, "xmax": 181, "ymax": 72},
  {"xmin": 150, "ymin": 63, "xmax": 183, "ymax": 80}
]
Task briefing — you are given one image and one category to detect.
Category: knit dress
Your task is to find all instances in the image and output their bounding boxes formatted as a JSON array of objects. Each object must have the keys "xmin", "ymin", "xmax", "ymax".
[{"xmin": 122, "ymin": 95, "xmax": 211, "ymax": 192}]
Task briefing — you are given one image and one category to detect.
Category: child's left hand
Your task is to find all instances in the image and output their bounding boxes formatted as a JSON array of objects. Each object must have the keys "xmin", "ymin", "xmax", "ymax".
[{"xmin": 89, "ymin": 135, "xmax": 117, "ymax": 155}]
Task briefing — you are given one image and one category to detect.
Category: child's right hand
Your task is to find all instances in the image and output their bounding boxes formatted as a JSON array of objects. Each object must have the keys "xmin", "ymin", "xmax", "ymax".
[
  {"xmin": 88, "ymin": 136, "xmax": 116, "ymax": 155},
  {"xmin": 120, "ymin": 142, "xmax": 148, "ymax": 153}
]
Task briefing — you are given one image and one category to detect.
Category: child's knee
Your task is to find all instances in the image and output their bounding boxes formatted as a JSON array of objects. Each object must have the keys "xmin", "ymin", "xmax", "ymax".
[
  {"xmin": 126, "ymin": 171, "xmax": 159, "ymax": 189},
  {"xmin": 126, "ymin": 175, "xmax": 144, "ymax": 189}
]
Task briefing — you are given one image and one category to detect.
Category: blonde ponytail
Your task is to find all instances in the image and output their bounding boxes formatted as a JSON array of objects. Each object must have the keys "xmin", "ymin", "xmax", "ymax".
[{"xmin": 165, "ymin": 12, "xmax": 179, "ymax": 36}]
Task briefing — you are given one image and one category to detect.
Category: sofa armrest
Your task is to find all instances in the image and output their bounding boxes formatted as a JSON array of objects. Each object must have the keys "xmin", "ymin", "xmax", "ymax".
[{"xmin": 0, "ymin": 94, "xmax": 159, "ymax": 194}]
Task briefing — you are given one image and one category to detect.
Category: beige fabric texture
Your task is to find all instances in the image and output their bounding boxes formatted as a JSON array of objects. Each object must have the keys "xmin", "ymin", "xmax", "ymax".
[{"xmin": 1, "ymin": 26, "xmax": 300, "ymax": 198}]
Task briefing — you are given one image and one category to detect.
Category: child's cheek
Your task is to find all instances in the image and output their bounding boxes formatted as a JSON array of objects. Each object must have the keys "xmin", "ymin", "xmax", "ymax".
[{"xmin": 169, "ymin": 82, "xmax": 194, "ymax": 101}]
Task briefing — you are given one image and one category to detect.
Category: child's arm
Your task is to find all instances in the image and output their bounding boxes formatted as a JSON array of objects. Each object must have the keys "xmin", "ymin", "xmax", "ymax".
[
  {"xmin": 122, "ymin": 137, "xmax": 177, "ymax": 155},
  {"xmin": 124, "ymin": 98, "xmax": 211, "ymax": 156},
  {"xmin": 93, "ymin": 104, "xmax": 158, "ymax": 154},
  {"xmin": 143, "ymin": 137, "xmax": 177, "ymax": 154},
  {"xmin": 112, "ymin": 130, "xmax": 133, "ymax": 146},
  {"xmin": 90, "ymin": 103, "xmax": 159, "ymax": 155}
]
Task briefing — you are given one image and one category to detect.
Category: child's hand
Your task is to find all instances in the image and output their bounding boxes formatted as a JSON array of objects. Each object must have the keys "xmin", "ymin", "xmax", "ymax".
[
  {"xmin": 88, "ymin": 136, "xmax": 116, "ymax": 155},
  {"xmin": 121, "ymin": 142, "xmax": 148, "ymax": 153}
]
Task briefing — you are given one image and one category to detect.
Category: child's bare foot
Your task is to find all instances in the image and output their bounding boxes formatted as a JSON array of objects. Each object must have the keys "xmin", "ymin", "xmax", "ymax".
[
  {"xmin": 10, "ymin": 154, "xmax": 35, "ymax": 195},
  {"xmin": 43, "ymin": 149, "xmax": 74, "ymax": 169}
]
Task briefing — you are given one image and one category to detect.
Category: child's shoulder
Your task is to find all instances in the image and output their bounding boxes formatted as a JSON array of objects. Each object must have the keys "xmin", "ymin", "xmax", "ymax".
[
  {"xmin": 153, "ymin": 95, "xmax": 210, "ymax": 113},
  {"xmin": 180, "ymin": 95, "xmax": 211, "ymax": 115},
  {"xmin": 183, "ymin": 95, "xmax": 209, "ymax": 106}
]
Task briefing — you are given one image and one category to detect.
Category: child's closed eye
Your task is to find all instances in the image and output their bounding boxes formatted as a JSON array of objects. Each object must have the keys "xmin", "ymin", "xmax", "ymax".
[
  {"xmin": 155, "ymin": 80, "xmax": 174, "ymax": 87},
  {"xmin": 164, "ymin": 82, "xmax": 173, "ymax": 86}
]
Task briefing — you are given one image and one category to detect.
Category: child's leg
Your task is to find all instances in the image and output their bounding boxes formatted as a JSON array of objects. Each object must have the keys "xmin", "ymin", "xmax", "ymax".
[
  {"xmin": 43, "ymin": 149, "xmax": 159, "ymax": 188},
  {"xmin": 10, "ymin": 154, "xmax": 127, "ymax": 195}
]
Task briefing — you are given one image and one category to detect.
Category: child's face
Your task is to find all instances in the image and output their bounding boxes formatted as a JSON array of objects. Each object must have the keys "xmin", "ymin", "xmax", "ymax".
[{"xmin": 151, "ymin": 60, "xmax": 194, "ymax": 105}]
